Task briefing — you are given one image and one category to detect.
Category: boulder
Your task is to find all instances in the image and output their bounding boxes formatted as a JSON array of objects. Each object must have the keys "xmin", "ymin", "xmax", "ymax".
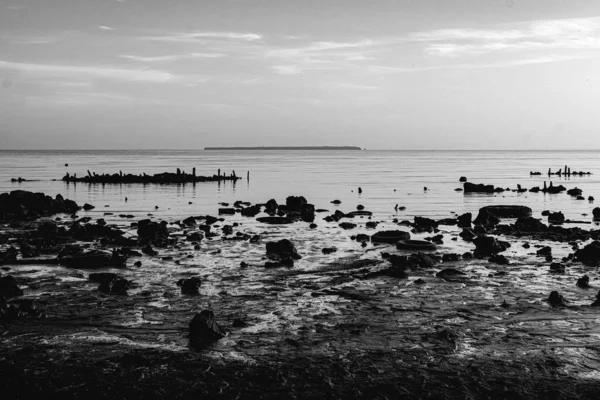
[
  {"xmin": 473, "ymin": 235, "xmax": 509, "ymax": 256},
  {"xmin": 473, "ymin": 208, "xmax": 500, "ymax": 227},
  {"xmin": 537, "ymin": 246, "xmax": 552, "ymax": 256},
  {"xmin": 339, "ymin": 222, "xmax": 356, "ymax": 230},
  {"xmin": 548, "ymin": 212, "xmax": 565, "ymax": 224},
  {"xmin": 218, "ymin": 208, "xmax": 236, "ymax": 215},
  {"xmin": 0, "ymin": 276, "xmax": 23, "ymax": 298},
  {"xmin": 548, "ymin": 291, "xmax": 566, "ymax": 306},
  {"xmin": 99, "ymin": 277, "xmax": 129, "ymax": 294},
  {"xmin": 575, "ymin": 241, "xmax": 600, "ymax": 266},
  {"xmin": 256, "ymin": 216, "xmax": 293, "ymax": 225},
  {"xmin": 459, "ymin": 228, "xmax": 477, "ymax": 241},
  {"xmin": 577, "ymin": 275, "xmax": 590, "ymax": 288},
  {"xmin": 182, "ymin": 216, "xmax": 197, "ymax": 226},
  {"xmin": 266, "ymin": 239, "xmax": 301, "ymax": 260},
  {"xmin": 459, "ymin": 176, "xmax": 467, "ymax": 182},
  {"xmin": 0, "ymin": 247, "xmax": 18, "ymax": 265},
  {"xmin": 567, "ymin": 188, "xmax": 583, "ymax": 196},
  {"xmin": 285, "ymin": 196, "xmax": 308, "ymax": 212},
  {"xmin": 189, "ymin": 310, "xmax": 226, "ymax": 348},
  {"xmin": 371, "ymin": 230, "xmax": 410, "ymax": 244},
  {"xmin": 457, "ymin": 213, "xmax": 472, "ymax": 227},
  {"xmin": 593, "ymin": 207, "xmax": 600, "ymax": 220},
  {"xmin": 477, "ymin": 205, "xmax": 532, "ymax": 219},
  {"xmin": 489, "ymin": 254, "xmax": 509, "ymax": 265},
  {"xmin": 322, "ymin": 247, "xmax": 337, "ymax": 255},
  {"xmin": 177, "ymin": 277, "xmax": 202, "ymax": 295},
  {"xmin": 414, "ymin": 216, "xmax": 438, "ymax": 228},
  {"xmin": 137, "ymin": 219, "xmax": 169, "ymax": 243},
  {"xmin": 514, "ymin": 217, "xmax": 547, "ymax": 232},
  {"xmin": 240, "ymin": 205, "xmax": 261, "ymax": 217}
]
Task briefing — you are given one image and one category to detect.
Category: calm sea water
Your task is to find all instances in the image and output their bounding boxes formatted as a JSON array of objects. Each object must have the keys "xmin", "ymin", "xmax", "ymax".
[{"xmin": 0, "ymin": 150, "xmax": 598, "ymax": 223}]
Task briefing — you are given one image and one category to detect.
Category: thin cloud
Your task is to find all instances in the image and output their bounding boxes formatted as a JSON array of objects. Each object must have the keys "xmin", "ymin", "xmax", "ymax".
[
  {"xmin": 120, "ymin": 52, "xmax": 225, "ymax": 62},
  {"xmin": 0, "ymin": 60, "xmax": 175, "ymax": 83},
  {"xmin": 98, "ymin": 25, "xmax": 115, "ymax": 31},
  {"xmin": 143, "ymin": 31, "xmax": 262, "ymax": 43},
  {"xmin": 368, "ymin": 54, "xmax": 597, "ymax": 74}
]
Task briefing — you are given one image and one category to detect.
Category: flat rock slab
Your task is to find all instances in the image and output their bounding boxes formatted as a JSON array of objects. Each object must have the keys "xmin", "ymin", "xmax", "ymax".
[{"xmin": 479, "ymin": 205, "xmax": 532, "ymax": 218}]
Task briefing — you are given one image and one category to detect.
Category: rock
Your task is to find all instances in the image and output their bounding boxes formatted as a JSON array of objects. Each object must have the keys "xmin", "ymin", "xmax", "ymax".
[
  {"xmin": 142, "ymin": 245, "xmax": 158, "ymax": 256},
  {"xmin": 489, "ymin": 254, "xmax": 509, "ymax": 265},
  {"xmin": 548, "ymin": 291, "xmax": 566, "ymax": 306},
  {"xmin": 577, "ymin": 196, "xmax": 585, "ymax": 200},
  {"xmin": 462, "ymin": 252, "xmax": 473, "ymax": 260},
  {"xmin": 339, "ymin": 222, "xmax": 356, "ymax": 230},
  {"xmin": 463, "ymin": 182, "xmax": 495, "ymax": 193},
  {"xmin": 593, "ymin": 208, "xmax": 600, "ymax": 219},
  {"xmin": 436, "ymin": 218, "xmax": 457, "ymax": 226},
  {"xmin": 577, "ymin": 275, "xmax": 590, "ymax": 288},
  {"xmin": 232, "ymin": 318, "xmax": 248, "ymax": 328},
  {"xmin": 189, "ymin": 310, "xmax": 226, "ymax": 348},
  {"xmin": 89, "ymin": 272, "xmax": 119, "ymax": 284},
  {"xmin": 322, "ymin": 247, "xmax": 337, "ymax": 255},
  {"xmin": 436, "ymin": 268, "xmax": 465, "ymax": 278},
  {"xmin": 345, "ymin": 210, "xmax": 373, "ymax": 218},
  {"xmin": 589, "ymin": 196, "xmax": 595, "ymax": 201},
  {"xmin": 537, "ymin": 246, "xmax": 552, "ymax": 256},
  {"xmin": 222, "ymin": 225, "xmax": 233, "ymax": 235},
  {"xmin": 365, "ymin": 221, "xmax": 378, "ymax": 229},
  {"xmin": 442, "ymin": 253, "xmax": 461, "ymax": 262},
  {"xmin": 567, "ymin": 188, "xmax": 583, "ymax": 196},
  {"xmin": 396, "ymin": 240, "xmax": 437, "ymax": 251},
  {"xmin": 204, "ymin": 215, "xmax": 219, "ymax": 225},
  {"xmin": 575, "ymin": 241, "xmax": 600, "ymax": 266},
  {"xmin": 266, "ymin": 239, "xmax": 301, "ymax": 259},
  {"xmin": 477, "ymin": 205, "xmax": 532, "ymax": 219},
  {"xmin": 309, "ymin": 223, "xmax": 317, "ymax": 229},
  {"xmin": 240, "ymin": 205, "xmax": 261, "ymax": 217},
  {"xmin": 99, "ymin": 277, "xmax": 129, "ymax": 294},
  {"xmin": 457, "ymin": 213, "xmax": 472, "ymax": 228},
  {"xmin": 134, "ymin": 261, "xmax": 142, "ymax": 267},
  {"xmin": 459, "ymin": 176, "xmax": 467, "ymax": 182},
  {"xmin": 186, "ymin": 232, "xmax": 204, "ymax": 241},
  {"xmin": 473, "ymin": 208, "xmax": 500, "ymax": 227},
  {"xmin": 177, "ymin": 277, "xmax": 202, "ymax": 295},
  {"xmin": 414, "ymin": 216, "xmax": 438, "ymax": 228},
  {"xmin": 0, "ymin": 247, "xmax": 18, "ymax": 265},
  {"xmin": 549, "ymin": 263, "xmax": 565, "ymax": 273},
  {"xmin": 182, "ymin": 216, "xmax": 197, "ymax": 226},
  {"xmin": 256, "ymin": 216, "xmax": 293, "ymax": 225},
  {"xmin": 285, "ymin": 196, "xmax": 308, "ymax": 212},
  {"xmin": 473, "ymin": 235, "xmax": 509, "ymax": 256},
  {"xmin": 83, "ymin": 203, "xmax": 95, "ymax": 211},
  {"xmin": 592, "ymin": 291, "xmax": 600, "ymax": 307},
  {"xmin": 0, "ymin": 276, "xmax": 23, "ymax": 298},
  {"xmin": 331, "ymin": 200, "xmax": 342, "ymax": 205},
  {"xmin": 357, "ymin": 205, "xmax": 365, "ymax": 210},
  {"xmin": 355, "ymin": 233, "xmax": 370, "ymax": 242},
  {"xmin": 547, "ymin": 212, "xmax": 565, "ymax": 224},
  {"xmin": 218, "ymin": 208, "xmax": 236, "ymax": 215},
  {"xmin": 137, "ymin": 219, "xmax": 169, "ymax": 243},
  {"xmin": 514, "ymin": 217, "xmax": 547, "ymax": 232},
  {"xmin": 388, "ymin": 253, "xmax": 437, "ymax": 270},
  {"xmin": 371, "ymin": 230, "xmax": 410, "ymax": 244},
  {"xmin": 459, "ymin": 228, "xmax": 477, "ymax": 241}
]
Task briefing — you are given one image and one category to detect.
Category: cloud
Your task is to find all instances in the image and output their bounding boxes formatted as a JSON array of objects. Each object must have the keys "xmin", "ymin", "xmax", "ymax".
[
  {"xmin": 98, "ymin": 25, "xmax": 115, "ymax": 31},
  {"xmin": 270, "ymin": 65, "xmax": 303, "ymax": 75},
  {"xmin": 368, "ymin": 54, "xmax": 596, "ymax": 74},
  {"xmin": 0, "ymin": 60, "xmax": 175, "ymax": 83},
  {"xmin": 120, "ymin": 52, "xmax": 225, "ymax": 62},
  {"xmin": 143, "ymin": 31, "xmax": 262, "ymax": 43},
  {"xmin": 411, "ymin": 17, "xmax": 600, "ymax": 57}
]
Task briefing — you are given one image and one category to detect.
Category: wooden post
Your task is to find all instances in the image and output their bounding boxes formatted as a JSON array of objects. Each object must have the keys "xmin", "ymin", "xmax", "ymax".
[
  {"xmin": 87, "ymin": 170, "xmax": 92, "ymax": 178},
  {"xmin": 120, "ymin": 170, "xmax": 123, "ymax": 177},
  {"xmin": 247, "ymin": 171, "xmax": 249, "ymax": 180},
  {"xmin": 218, "ymin": 169, "xmax": 220, "ymax": 177},
  {"xmin": 177, "ymin": 168, "xmax": 181, "ymax": 176},
  {"xmin": 548, "ymin": 168, "xmax": 551, "ymax": 175},
  {"xmin": 233, "ymin": 171, "xmax": 236, "ymax": 179},
  {"xmin": 193, "ymin": 168, "xmax": 196, "ymax": 177},
  {"xmin": 543, "ymin": 181, "xmax": 547, "ymax": 190}
]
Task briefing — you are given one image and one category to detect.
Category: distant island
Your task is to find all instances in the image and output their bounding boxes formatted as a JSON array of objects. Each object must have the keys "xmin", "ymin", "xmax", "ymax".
[{"xmin": 204, "ymin": 146, "xmax": 362, "ymax": 150}]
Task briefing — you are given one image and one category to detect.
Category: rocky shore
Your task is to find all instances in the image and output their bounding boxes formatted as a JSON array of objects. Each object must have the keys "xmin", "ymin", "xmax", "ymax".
[
  {"xmin": 2, "ymin": 186, "xmax": 600, "ymax": 399},
  {"xmin": 60, "ymin": 168, "xmax": 243, "ymax": 184}
]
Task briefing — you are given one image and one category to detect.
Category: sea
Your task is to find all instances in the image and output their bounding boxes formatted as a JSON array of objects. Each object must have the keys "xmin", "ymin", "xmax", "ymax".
[{"xmin": 0, "ymin": 150, "xmax": 598, "ymax": 222}]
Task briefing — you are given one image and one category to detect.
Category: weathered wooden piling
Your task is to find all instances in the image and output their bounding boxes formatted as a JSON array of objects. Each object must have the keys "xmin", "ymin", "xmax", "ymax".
[{"xmin": 193, "ymin": 168, "xmax": 196, "ymax": 177}]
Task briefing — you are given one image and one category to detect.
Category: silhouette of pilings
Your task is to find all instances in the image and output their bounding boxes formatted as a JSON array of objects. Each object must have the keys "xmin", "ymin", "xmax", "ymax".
[
  {"xmin": 62, "ymin": 169, "xmax": 244, "ymax": 184},
  {"xmin": 530, "ymin": 165, "xmax": 592, "ymax": 176}
]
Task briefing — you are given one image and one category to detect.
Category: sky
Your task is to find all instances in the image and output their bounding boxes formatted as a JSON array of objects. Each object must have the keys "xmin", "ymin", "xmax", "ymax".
[{"xmin": 1, "ymin": 0, "xmax": 600, "ymax": 150}]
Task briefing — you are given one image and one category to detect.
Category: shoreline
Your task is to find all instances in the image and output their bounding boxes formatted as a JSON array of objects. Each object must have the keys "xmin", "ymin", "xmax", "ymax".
[{"xmin": 2, "ymin": 188, "xmax": 600, "ymax": 398}]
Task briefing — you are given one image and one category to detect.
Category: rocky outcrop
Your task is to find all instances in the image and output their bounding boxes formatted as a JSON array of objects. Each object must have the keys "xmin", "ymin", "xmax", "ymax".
[
  {"xmin": 189, "ymin": 310, "xmax": 226, "ymax": 348},
  {"xmin": 177, "ymin": 277, "xmax": 202, "ymax": 295},
  {"xmin": 463, "ymin": 182, "xmax": 494, "ymax": 193},
  {"xmin": 575, "ymin": 241, "xmax": 600, "ymax": 266},
  {"xmin": 266, "ymin": 239, "xmax": 301, "ymax": 260},
  {"xmin": 60, "ymin": 250, "xmax": 127, "ymax": 269},
  {"xmin": 0, "ymin": 190, "xmax": 80, "ymax": 221},
  {"xmin": 477, "ymin": 205, "xmax": 532, "ymax": 219},
  {"xmin": 371, "ymin": 230, "xmax": 410, "ymax": 244},
  {"xmin": 473, "ymin": 235, "xmax": 509, "ymax": 256}
]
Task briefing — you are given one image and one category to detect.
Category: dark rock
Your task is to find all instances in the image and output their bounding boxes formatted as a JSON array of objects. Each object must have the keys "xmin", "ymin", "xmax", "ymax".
[
  {"xmin": 345, "ymin": 210, "xmax": 373, "ymax": 218},
  {"xmin": 489, "ymin": 254, "xmax": 509, "ymax": 265},
  {"xmin": 537, "ymin": 246, "xmax": 552, "ymax": 256},
  {"xmin": 549, "ymin": 263, "xmax": 565, "ymax": 273},
  {"xmin": 0, "ymin": 247, "xmax": 18, "ymax": 265},
  {"xmin": 266, "ymin": 239, "xmax": 301, "ymax": 260},
  {"xmin": 473, "ymin": 235, "xmax": 509, "ymax": 256},
  {"xmin": 309, "ymin": 223, "xmax": 317, "ymax": 229},
  {"xmin": 82, "ymin": 203, "xmax": 95, "ymax": 211},
  {"xmin": 459, "ymin": 228, "xmax": 477, "ymax": 241},
  {"xmin": 137, "ymin": 219, "xmax": 169, "ymax": 243},
  {"xmin": 442, "ymin": 253, "xmax": 461, "ymax": 262},
  {"xmin": 477, "ymin": 205, "xmax": 532, "ymax": 219},
  {"xmin": 189, "ymin": 310, "xmax": 226, "ymax": 348},
  {"xmin": 182, "ymin": 216, "xmax": 197, "ymax": 226},
  {"xmin": 547, "ymin": 212, "xmax": 565, "ymax": 224},
  {"xmin": 285, "ymin": 196, "xmax": 308, "ymax": 212},
  {"xmin": 548, "ymin": 291, "xmax": 566, "ymax": 306},
  {"xmin": 240, "ymin": 205, "xmax": 261, "ymax": 217},
  {"xmin": 459, "ymin": 176, "xmax": 467, "ymax": 182},
  {"xmin": 205, "ymin": 215, "xmax": 219, "ymax": 225},
  {"xmin": 232, "ymin": 318, "xmax": 248, "ymax": 328},
  {"xmin": 322, "ymin": 247, "xmax": 337, "ymax": 254},
  {"xmin": 542, "ymin": 210, "xmax": 550, "ymax": 216},
  {"xmin": 463, "ymin": 182, "xmax": 494, "ymax": 193},
  {"xmin": 218, "ymin": 208, "xmax": 236, "ymax": 215},
  {"xmin": 514, "ymin": 217, "xmax": 547, "ymax": 232},
  {"xmin": 330, "ymin": 200, "xmax": 342, "ymax": 204},
  {"xmin": 371, "ymin": 230, "xmax": 410, "ymax": 244},
  {"xmin": 142, "ymin": 245, "xmax": 158, "ymax": 256},
  {"xmin": 567, "ymin": 188, "xmax": 583, "ymax": 196},
  {"xmin": 186, "ymin": 232, "xmax": 204, "ymax": 241},
  {"xmin": 593, "ymin": 208, "xmax": 600, "ymax": 219},
  {"xmin": 436, "ymin": 268, "xmax": 465, "ymax": 278},
  {"xmin": 365, "ymin": 221, "xmax": 379, "ymax": 229},
  {"xmin": 134, "ymin": 261, "xmax": 142, "ymax": 267},
  {"xmin": 339, "ymin": 222, "xmax": 356, "ymax": 230},
  {"xmin": 355, "ymin": 233, "xmax": 370, "ymax": 242},
  {"xmin": 457, "ymin": 213, "xmax": 472, "ymax": 228},
  {"xmin": 89, "ymin": 273, "xmax": 119, "ymax": 284},
  {"xmin": 414, "ymin": 216, "xmax": 438, "ymax": 228},
  {"xmin": 222, "ymin": 225, "xmax": 233, "ymax": 235},
  {"xmin": 0, "ymin": 276, "xmax": 23, "ymax": 298},
  {"xmin": 436, "ymin": 218, "xmax": 457, "ymax": 226},
  {"xmin": 473, "ymin": 208, "xmax": 500, "ymax": 227},
  {"xmin": 99, "ymin": 277, "xmax": 129, "ymax": 294},
  {"xmin": 357, "ymin": 205, "xmax": 365, "ymax": 210},
  {"xmin": 177, "ymin": 277, "xmax": 202, "ymax": 295},
  {"xmin": 256, "ymin": 216, "xmax": 293, "ymax": 225},
  {"xmin": 575, "ymin": 241, "xmax": 600, "ymax": 266},
  {"xmin": 577, "ymin": 275, "xmax": 590, "ymax": 288},
  {"xmin": 462, "ymin": 252, "xmax": 473, "ymax": 260}
]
